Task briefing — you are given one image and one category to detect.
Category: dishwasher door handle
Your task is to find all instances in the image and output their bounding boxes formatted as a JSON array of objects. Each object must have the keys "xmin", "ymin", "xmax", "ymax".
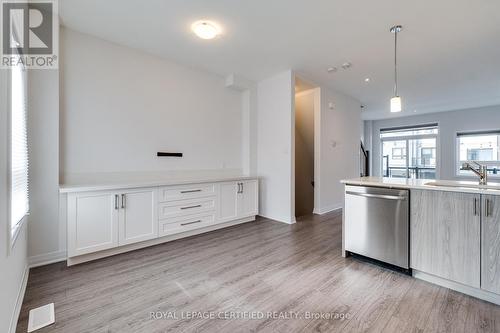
[{"xmin": 346, "ymin": 191, "xmax": 407, "ymax": 201}]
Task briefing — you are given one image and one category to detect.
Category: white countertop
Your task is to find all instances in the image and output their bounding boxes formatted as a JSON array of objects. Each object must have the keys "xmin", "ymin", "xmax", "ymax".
[
  {"xmin": 341, "ymin": 176, "xmax": 500, "ymax": 196},
  {"xmin": 60, "ymin": 170, "xmax": 258, "ymax": 193}
]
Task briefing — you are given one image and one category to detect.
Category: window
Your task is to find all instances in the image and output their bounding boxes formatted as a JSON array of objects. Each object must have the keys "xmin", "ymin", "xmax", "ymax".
[
  {"xmin": 381, "ymin": 124, "xmax": 439, "ymax": 179},
  {"xmin": 392, "ymin": 148, "xmax": 406, "ymax": 160},
  {"xmin": 9, "ymin": 61, "xmax": 29, "ymax": 242},
  {"xmin": 457, "ymin": 131, "xmax": 500, "ymax": 177},
  {"xmin": 421, "ymin": 148, "xmax": 436, "ymax": 167}
]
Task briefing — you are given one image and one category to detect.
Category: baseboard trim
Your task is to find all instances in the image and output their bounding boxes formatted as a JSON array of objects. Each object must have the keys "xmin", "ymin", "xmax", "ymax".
[
  {"xmin": 9, "ymin": 264, "xmax": 29, "ymax": 333},
  {"xmin": 413, "ymin": 270, "xmax": 500, "ymax": 306},
  {"xmin": 258, "ymin": 214, "xmax": 296, "ymax": 224},
  {"xmin": 28, "ymin": 250, "xmax": 67, "ymax": 268},
  {"xmin": 313, "ymin": 205, "xmax": 342, "ymax": 215}
]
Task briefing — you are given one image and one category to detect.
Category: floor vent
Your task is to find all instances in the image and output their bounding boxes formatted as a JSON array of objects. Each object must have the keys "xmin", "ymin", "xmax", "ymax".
[{"xmin": 27, "ymin": 303, "xmax": 55, "ymax": 332}]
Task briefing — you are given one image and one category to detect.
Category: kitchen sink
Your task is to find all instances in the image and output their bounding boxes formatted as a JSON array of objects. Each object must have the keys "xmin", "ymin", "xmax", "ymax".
[{"xmin": 424, "ymin": 180, "xmax": 500, "ymax": 191}]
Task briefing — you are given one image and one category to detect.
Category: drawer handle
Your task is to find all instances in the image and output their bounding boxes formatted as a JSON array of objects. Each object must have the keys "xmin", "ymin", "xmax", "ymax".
[
  {"xmin": 180, "ymin": 189, "xmax": 202, "ymax": 194},
  {"xmin": 181, "ymin": 220, "xmax": 202, "ymax": 226},
  {"xmin": 181, "ymin": 204, "xmax": 202, "ymax": 210}
]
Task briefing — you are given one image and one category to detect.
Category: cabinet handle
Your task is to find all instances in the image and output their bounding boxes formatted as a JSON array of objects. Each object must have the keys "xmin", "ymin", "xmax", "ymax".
[
  {"xmin": 181, "ymin": 220, "xmax": 202, "ymax": 226},
  {"xmin": 474, "ymin": 198, "xmax": 478, "ymax": 216},
  {"xmin": 241, "ymin": 182, "xmax": 244, "ymax": 193},
  {"xmin": 115, "ymin": 195, "xmax": 119, "ymax": 210},
  {"xmin": 237, "ymin": 183, "xmax": 241, "ymax": 194},
  {"xmin": 485, "ymin": 199, "xmax": 491, "ymax": 217},
  {"xmin": 181, "ymin": 204, "xmax": 202, "ymax": 210},
  {"xmin": 121, "ymin": 194, "xmax": 126, "ymax": 209},
  {"xmin": 181, "ymin": 189, "xmax": 202, "ymax": 194}
]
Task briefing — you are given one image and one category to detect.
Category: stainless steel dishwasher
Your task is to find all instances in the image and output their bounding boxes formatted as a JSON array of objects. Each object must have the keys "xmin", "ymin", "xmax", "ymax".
[{"xmin": 344, "ymin": 185, "xmax": 409, "ymax": 270}]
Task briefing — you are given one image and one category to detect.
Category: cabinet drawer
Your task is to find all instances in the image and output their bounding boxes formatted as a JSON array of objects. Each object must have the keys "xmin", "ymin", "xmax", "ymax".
[
  {"xmin": 159, "ymin": 213, "xmax": 216, "ymax": 237},
  {"xmin": 158, "ymin": 197, "xmax": 216, "ymax": 219},
  {"xmin": 159, "ymin": 183, "xmax": 216, "ymax": 202}
]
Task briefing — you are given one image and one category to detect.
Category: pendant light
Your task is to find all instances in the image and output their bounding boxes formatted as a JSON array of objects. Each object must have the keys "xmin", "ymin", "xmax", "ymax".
[{"xmin": 390, "ymin": 25, "xmax": 403, "ymax": 112}]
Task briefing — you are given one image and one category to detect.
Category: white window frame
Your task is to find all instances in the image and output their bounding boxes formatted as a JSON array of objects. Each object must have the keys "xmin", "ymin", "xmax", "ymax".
[
  {"xmin": 7, "ymin": 61, "xmax": 29, "ymax": 249},
  {"xmin": 455, "ymin": 130, "xmax": 500, "ymax": 179}
]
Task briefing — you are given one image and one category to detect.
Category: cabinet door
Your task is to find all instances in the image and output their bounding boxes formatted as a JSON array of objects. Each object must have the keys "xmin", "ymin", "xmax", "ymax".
[
  {"xmin": 238, "ymin": 180, "xmax": 259, "ymax": 217},
  {"xmin": 219, "ymin": 182, "xmax": 239, "ymax": 222},
  {"xmin": 411, "ymin": 190, "xmax": 480, "ymax": 287},
  {"xmin": 119, "ymin": 188, "xmax": 158, "ymax": 246},
  {"xmin": 481, "ymin": 195, "xmax": 500, "ymax": 294},
  {"xmin": 68, "ymin": 191, "xmax": 119, "ymax": 257}
]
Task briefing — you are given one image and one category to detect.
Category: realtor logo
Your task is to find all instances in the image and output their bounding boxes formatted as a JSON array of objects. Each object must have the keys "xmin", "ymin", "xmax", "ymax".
[{"xmin": 1, "ymin": 0, "xmax": 58, "ymax": 68}]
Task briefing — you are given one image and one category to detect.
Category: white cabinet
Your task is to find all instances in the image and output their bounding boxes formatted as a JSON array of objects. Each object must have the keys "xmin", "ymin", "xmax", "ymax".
[
  {"xmin": 159, "ymin": 183, "xmax": 216, "ymax": 202},
  {"xmin": 68, "ymin": 187, "xmax": 158, "ymax": 256},
  {"xmin": 159, "ymin": 212, "xmax": 216, "ymax": 237},
  {"xmin": 219, "ymin": 180, "xmax": 259, "ymax": 222},
  {"xmin": 67, "ymin": 191, "xmax": 119, "ymax": 257},
  {"xmin": 66, "ymin": 178, "xmax": 258, "ymax": 264},
  {"xmin": 119, "ymin": 188, "xmax": 158, "ymax": 246},
  {"xmin": 159, "ymin": 197, "xmax": 216, "ymax": 220},
  {"xmin": 219, "ymin": 182, "xmax": 239, "ymax": 222},
  {"xmin": 238, "ymin": 180, "xmax": 259, "ymax": 217}
]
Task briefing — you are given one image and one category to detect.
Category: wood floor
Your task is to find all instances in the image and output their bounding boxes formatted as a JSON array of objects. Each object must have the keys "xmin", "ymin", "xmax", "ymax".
[{"xmin": 17, "ymin": 212, "xmax": 500, "ymax": 333}]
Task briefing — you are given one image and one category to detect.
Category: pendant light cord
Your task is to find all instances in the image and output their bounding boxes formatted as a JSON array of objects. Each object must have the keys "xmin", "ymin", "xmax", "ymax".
[{"xmin": 394, "ymin": 29, "xmax": 398, "ymax": 97}]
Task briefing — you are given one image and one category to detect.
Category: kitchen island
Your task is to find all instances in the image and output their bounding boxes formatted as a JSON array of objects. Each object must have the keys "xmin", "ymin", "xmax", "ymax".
[{"xmin": 342, "ymin": 176, "xmax": 500, "ymax": 305}]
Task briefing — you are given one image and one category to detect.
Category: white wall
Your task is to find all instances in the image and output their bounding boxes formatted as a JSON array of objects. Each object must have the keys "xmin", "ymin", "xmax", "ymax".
[
  {"xmin": 0, "ymin": 65, "xmax": 28, "ymax": 333},
  {"xmin": 26, "ymin": 27, "xmax": 248, "ymax": 263},
  {"xmin": 241, "ymin": 86, "xmax": 258, "ymax": 176},
  {"xmin": 369, "ymin": 105, "xmax": 500, "ymax": 180},
  {"xmin": 316, "ymin": 87, "xmax": 362, "ymax": 213},
  {"xmin": 60, "ymin": 28, "xmax": 244, "ymax": 177},
  {"xmin": 256, "ymin": 72, "xmax": 361, "ymax": 221},
  {"xmin": 27, "ymin": 70, "xmax": 61, "ymax": 261},
  {"xmin": 295, "ymin": 90, "xmax": 315, "ymax": 217},
  {"xmin": 256, "ymin": 70, "xmax": 295, "ymax": 223}
]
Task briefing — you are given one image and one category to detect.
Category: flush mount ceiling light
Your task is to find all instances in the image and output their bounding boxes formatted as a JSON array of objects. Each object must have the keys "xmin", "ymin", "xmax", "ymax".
[
  {"xmin": 327, "ymin": 67, "xmax": 337, "ymax": 73},
  {"xmin": 364, "ymin": 78, "xmax": 371, "ymax": 83},
  {"xmin": 191, "ymin": 20, "xmax": 221, "ymax": 40},
  {"xmin": 390, "ymin": 25, "xmax": 403, "ymax": 113}
]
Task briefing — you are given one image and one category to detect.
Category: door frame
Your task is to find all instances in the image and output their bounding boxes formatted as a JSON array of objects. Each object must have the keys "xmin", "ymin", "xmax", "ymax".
[{"xmin": 292, "ymin": 81, "xmax": 321, "ymax": 219}]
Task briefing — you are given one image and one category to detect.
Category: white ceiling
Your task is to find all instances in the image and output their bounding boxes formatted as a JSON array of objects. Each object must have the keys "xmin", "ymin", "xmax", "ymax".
[{"xmin": 59, "ymin": 0, "xmax": 500, "ymax": 120}]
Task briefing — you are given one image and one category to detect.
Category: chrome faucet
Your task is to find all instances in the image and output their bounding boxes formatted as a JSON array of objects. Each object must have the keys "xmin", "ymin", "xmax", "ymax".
[{"xmin": 462, "ymin": 161, "xmax": 488, "ymax": 185}]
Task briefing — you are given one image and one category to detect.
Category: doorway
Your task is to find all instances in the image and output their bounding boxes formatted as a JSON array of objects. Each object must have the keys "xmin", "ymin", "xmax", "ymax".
[{"xmin": 294, "ymin": 77, "xmax": 317, "ymax": 218}]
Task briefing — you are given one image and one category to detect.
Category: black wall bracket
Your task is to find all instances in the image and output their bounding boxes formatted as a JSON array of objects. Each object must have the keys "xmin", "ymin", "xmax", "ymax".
[{"xmin": 157, "ymin": 152, "xmax": 183, "ymax": 157}]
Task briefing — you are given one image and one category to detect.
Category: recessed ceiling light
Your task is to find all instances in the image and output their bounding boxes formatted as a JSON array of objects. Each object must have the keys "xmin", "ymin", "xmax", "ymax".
[
  {"xmin": 327, "ymin": 67, "xmax": 337, "ymax": 73},
  {"xmin": 364, "ymin": 78, "xmax": 371, "ymax": 83},
  {"xmin": 191, "ymin": 20, "xmax": 221, "ymax": 40},
  {"xmin": 341, "ymin": 62, "xmax": 352, "ymax": 70}
]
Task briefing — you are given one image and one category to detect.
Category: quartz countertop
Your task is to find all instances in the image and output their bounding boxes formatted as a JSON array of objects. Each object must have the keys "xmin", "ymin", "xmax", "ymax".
[
  {"xmin": 341, "ymin": 176, "xmax": 500, "ymax": 196},
  {"xmin": 60, "ymin": 170, "xmax": 258, "ymax": 193}
]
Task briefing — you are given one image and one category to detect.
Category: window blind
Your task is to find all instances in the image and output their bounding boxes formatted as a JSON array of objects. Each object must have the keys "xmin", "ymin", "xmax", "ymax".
[
  {"xmin": 380, "ymin": 123, "xmax": 439, "ymax": 133},
  {"xmin": 10, "ymin": 62, "xmax": 29, "ymax": 235},
  {"xmin": 457, "ymin": 130, "xmax": 500, "ymax": 137}
]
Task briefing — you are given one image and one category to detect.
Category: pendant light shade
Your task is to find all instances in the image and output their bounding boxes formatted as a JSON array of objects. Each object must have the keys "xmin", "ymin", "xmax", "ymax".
[
  {"xmin": 390, "ymin": 25, "xmax": 403, "ymax": 113},
  {"xmin": 390, "ymin": 96, "xmax": 402, "ymax": 113}
]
